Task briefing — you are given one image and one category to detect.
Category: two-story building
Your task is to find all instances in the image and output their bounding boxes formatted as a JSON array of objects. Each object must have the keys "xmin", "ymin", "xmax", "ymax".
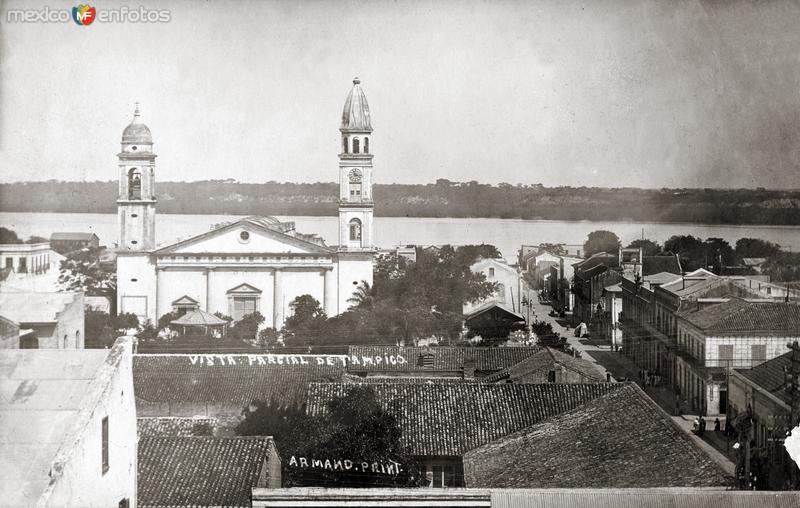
[
  {"xmin": 675, "ymin": 299, "xmax": 800, "ymax": 416},
  {"xmin": 0, "ymin": 242, "xmax": 52, "ymax": 275},
  {"xmin": 49, "ymin": 232, "xmax": 100, "ymax": 254},
  {"xmin": 465, "ymin": 258, "xmax": 522, "ymax": 313}
]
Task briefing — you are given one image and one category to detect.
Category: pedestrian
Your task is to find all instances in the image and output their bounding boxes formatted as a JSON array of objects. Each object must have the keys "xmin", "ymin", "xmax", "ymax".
[
  {"xmin": 714, "ymin": 417, "xmax": 720, "ymax": 432},
  {"xmin": 692, "ymin": 418, "xmax": 699, "ymax": 434},
  {"xmin": 606, "ymin": 372, "xmax": 611, "ymax": 382},
  {"xmin": 699, "ymin": 416, "xmax": 706, "ymax": 435}
]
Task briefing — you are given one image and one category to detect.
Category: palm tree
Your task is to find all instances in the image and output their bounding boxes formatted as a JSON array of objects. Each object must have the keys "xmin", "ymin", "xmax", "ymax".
[{"xmin": 347, "ymin": 280, "xmax": 373, "ymax": 309}]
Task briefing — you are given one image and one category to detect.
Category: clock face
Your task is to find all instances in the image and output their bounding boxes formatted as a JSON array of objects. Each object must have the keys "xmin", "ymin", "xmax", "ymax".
[{"xmin": 349, "ymin": 168, "xmax": 363, "ymax": 182}]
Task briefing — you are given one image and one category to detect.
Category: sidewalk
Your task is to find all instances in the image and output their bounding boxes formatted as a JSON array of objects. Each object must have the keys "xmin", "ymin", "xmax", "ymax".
[{"xmin": 672, "ymin": 416, "xmax": 736, "ymax": 476}]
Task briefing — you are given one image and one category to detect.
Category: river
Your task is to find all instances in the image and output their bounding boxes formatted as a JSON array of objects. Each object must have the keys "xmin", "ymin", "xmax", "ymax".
[{"xmin": 2, "ymin": 212, "xmax": 799, "ymax": 261}]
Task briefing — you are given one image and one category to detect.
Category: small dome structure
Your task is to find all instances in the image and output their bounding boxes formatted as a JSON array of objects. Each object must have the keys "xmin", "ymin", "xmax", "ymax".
[
  {"xmin": 340, "ymin": 77, "xmax": 372, "ymax": 132},
  {"xmin": 122, "ymin": 103, "xmax": 153, "ymax": 144}
]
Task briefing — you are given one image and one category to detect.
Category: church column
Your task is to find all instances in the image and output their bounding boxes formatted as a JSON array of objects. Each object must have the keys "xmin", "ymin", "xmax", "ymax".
[
  {"xmin": 204, "ymin": 268, "xmax": 213, "ymax": 311},
  {"xmin": 273, "ymin": 269, "xmax": 284, "ymax": 329},
  {"xmin": 323, "ymin": 268, "xmax": 336, "ymax": 316}
]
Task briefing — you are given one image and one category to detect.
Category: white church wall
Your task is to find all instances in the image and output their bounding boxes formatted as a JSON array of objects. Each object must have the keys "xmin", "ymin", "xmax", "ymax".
[
  {"xmin": 156, "ymin": 269, "xmax": 208, "ymax": 321},
  {"xmin": 117, "ymin": 254, "xmax": 157, "ymax": 325},
  {"xmin": 205, "ymin": 269, "xmax": 276, "ymax": 325},
  {"xmin": 281, "ymin": 270, "xmax": 326, "ymax": 319},
  {"xmin": 336, "ymin": 254, "xmax": 374, "ymax": 314}
]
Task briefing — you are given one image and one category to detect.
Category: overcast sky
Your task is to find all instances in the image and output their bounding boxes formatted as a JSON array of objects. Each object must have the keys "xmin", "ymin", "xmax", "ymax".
[{"xmin": 1, "ymin": 0, "xmax": 800, "ymax": 188}]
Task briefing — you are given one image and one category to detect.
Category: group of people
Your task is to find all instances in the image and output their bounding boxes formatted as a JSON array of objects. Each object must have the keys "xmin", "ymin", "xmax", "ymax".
[
  {"xmin": 693, "ymin": 416, "xmax": 723, "ymax": 435},
  {"xmin": 639, "ymin": 369, "xmax": 661, "ymax": 388}
]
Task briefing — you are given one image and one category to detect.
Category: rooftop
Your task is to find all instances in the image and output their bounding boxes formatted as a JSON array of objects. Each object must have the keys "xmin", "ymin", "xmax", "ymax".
[
  {"xmin": 346, "ymin": 346, "xmax": 537, "ymax": 374},
  {"xmin": 736, "ymin": 351, "xmax": 793, "ymax": 405},
  {"xmin": 678, "ymin": 299, "xmax": 800, "ymax": 334},
  {"xmin": 642, "ymin": 255, "xmax": 682, "ymax": 276},
  {"xmin": 483, "ymin": 347, "xmax": 605, "ymax": 384},
  {"xmin": 138, "ymin": 436, "xmax": 277, "ymax": 508},
  {"xmin": 0, "ymin": 341, "xmax": 128, "ymax": 506},
  {"xmin": 137, "ymin": 416, "xmax": 219, "ymax": 438},
  {"xmin": 306, "ymin": 382, "xmax": 621, "ymax": 456},
  {"xmin": 133, "ymin": 354, "xmax": 344, "ymax": 408},
  {"xmin": 340, "ymin": 77, "xmax": 372, "ymax": 132},
  {"xmin": 463, "ymin": 384, "xmax": 731, "ymax": 488},
  {"xmin": 0, "ymin": 291, "xmax": 81, "ymax": 324}
]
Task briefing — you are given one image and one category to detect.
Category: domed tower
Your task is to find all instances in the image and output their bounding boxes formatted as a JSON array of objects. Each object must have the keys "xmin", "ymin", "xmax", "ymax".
[
  {"xmin": 338, "ymin": 77, "xmax": 374, "ymax": 251},
  {"xmin": 117, "ymin": 103, "xmax": 156, "ymax": 251}
]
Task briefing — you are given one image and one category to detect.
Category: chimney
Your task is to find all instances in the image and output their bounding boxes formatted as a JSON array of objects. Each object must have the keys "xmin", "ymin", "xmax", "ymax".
[{"xmin": 463, "ymin": 358, "xmax": 476, "ymax": 379}]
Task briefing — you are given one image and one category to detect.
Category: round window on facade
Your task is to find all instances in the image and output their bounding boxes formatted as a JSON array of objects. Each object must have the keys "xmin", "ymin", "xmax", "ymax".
[
  {"xmin": 239, "ymin": 231, "xmax": 250, "ymax": 242},
  {"xmin": 132, "ymin": 146, "xmax": 138, "ymax": 151}
]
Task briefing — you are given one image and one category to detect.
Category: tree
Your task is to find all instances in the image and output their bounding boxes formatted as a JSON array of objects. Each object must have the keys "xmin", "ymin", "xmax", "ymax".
[
  {"xmin": 58, "ymin": 247, "xmax": 117, "ymax": 313},
  {"xmin": 229, "ymin": 312, "xmax": 265, "ymax": 342},
  {"xmin": 626, "ymin": 239, "xmax": 663, "ymax": 257},
  {"xmin": 584, "ymin": 230, "xmax": 621, "ymax": 257},
  {"xmin": 735, "ymin": 238, "xmax": 781, "ymax": 260},
  {"xmin": 25, "ymin": 235, "xmax": 48, "ymax": 244},
  {"xmin": 284, "ymin": 296, "xmax": 327, "ymax": 346},
  {"xmin": 84, "ymin": 310, "xmax": 138, "ymax": 348},
  {"xmin": 257, "ymin": 327, "xmax": 281, "ymax": 350},
  {"xmin": 664, "ymin": 235, "xmax": 705, "ymax": 271},
  {"xmin": 347, "ymin": 280, "xmax": 373, "ymax": 309},
  {"xmin": 0, "ymin": 227, "xmax": 21, "ymax": 244}
]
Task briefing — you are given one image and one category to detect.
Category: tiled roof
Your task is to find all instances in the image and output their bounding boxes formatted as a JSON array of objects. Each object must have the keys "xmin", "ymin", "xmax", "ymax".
[
  {"xmin": 463, "ymin": 384, "xmax": 731, "ymax": 488},
  {"xmin": 483, "ymin": 348, "xmax": 604, "ymax": 383},
  {"xmin": 306, "ymin": 382, "xmax": 621, "ymax": 456},
  {"xmin": 678, "ymin": 299, "xmax": 800, "ymax": 334},
  {"xmin": 463, "ymin": 302, "xmax": 526, "ymax": 322},
  {"xmin": 138, "ymin": 417, "xmax": 219, "ymax": 438},
  {"xmin": 642, "ymin": 255, "xmax": 682, "ymax": 276},
  {"xmin": 346, "ymin": 346, "xmax": 539, "ymax": 374},
  {"xmin": 170, "ymin": 309, "xmax": 228, "ymax": 326},
  {"xmin": 133, "ymin": 354, "xmax": 344, "ymax": 407},
  {"xmin": 737, "ymin": 352, "xmax": 792, "ymax": 405},
  {"xmin": 138, "ymin": 436, "xmax": 276, "ymax": 508}
]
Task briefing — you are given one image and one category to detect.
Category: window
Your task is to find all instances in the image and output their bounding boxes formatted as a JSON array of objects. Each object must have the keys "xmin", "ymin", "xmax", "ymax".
[
  {"xmin": 766, "ymin": 287, "xmax": 772, "ymax": 296},
  {"xmin": 128, "ymin": 168, "xmax": 142, "ymax": 199},
  {"xmin": 18, "ymin": 257, "xmax": 27, "ymax": 273},
  {"xmin": 232, "ymin": 296, "xmax": 257, "ymax": 322},
  {"xmin": 751, "ymin": 345, "xmax": 766, "ymax": 367},
  {"xmin": 426, "ymin": 462, "xmax": 457, "ymax": 488},
  {"xmin": 343, "ymin": 136, "xmax": 348, "ymax": 154},
  {"xmin": 349, "ymin": 182, "xmax": 362, "ymax": 200},
  {"xmin": 353, "ymin": 137, "xmax": 360, "ymax": 153},
  {"xmin": 349, "ymin": 219, "xmax": 362, "ymax": 242},
  {"xmin": 102, "ymin": 416, "xmax": 109, "ymax": 474},
  {"xmin": 718, "ymin": 344, "xmax": 733, "ymax": 367},
  {"xmin": 496, "ymin": 283, "xmax": 506, "ymax": 303},
  {"xmin": 63, "ymin": 335, "xmax": 68, "ymax": 348},
  {"xmin": 239, "ymin": 231, "xmax": 250, "ymax": 242},
  {"xmin": 488, "ymin": 267, "xmax": 495, "ymax": 277},
  {"xmin": 364, "ymin": 137, "xmax": 369, "ymax": 153},
  {"xmin": 547, "ymin": 369, "xmax": 556, "ymax": 383},
  {"xmin": 417, "ymin": 353, "xmax": 435, "ymax": 368}
]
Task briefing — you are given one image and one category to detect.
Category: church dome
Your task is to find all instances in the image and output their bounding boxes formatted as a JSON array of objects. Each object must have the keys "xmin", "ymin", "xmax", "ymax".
[
  {"xmin": 122, "ymin": 104, "xmax": 152, "ymax": 144},
  {"xmin": 340, "ymin": 77, "xmax": 372, "ymax": 132}
]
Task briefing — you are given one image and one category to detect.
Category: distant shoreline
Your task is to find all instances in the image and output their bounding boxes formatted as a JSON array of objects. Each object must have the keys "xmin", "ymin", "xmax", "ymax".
[{"xmin": 1, "ymin": 180, "xmax": 798, "ymax": 226}]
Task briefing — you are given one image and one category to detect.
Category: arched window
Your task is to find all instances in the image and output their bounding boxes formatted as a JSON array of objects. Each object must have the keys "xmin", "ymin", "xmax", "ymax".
[
  {"xmin": 352, "ymin": 137, "xmax": 360, "ymax": 154},
  {"xmin": 343, "ymin": 137, "xmax": 348, "ymax": 154},
  {"xmin": 349, "ymin": 218, "xmax": 362, "ymax": 242},
  {"xmin": 75, "ymin": 331, "xmax": 80, "ymax": 348},
  {"xmin": 63, "ymin": 334, "xmax": 68, "ymax": 349},
  {"xmin": 128, "ymin": 168, "xmax": 142, "ymax": 199},
  {"xmin": 364, "ymin": 137, "xmax": 369, "ymax": 153},
  {"xmin": 496, "ymin": 283, "xmax": 506, "ymax": 302}
]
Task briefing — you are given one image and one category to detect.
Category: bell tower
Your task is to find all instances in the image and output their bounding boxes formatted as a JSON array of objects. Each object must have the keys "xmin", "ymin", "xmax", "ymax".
[
  {"xmin": 338, "ymin": 77, "xmax": 374, "ymax": 251},
  {"xmin": 117, "ymin": 103, "xmax": 156, "ymax": 251}
]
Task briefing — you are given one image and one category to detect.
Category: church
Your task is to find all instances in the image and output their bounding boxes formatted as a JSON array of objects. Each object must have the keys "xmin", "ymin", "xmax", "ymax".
[{"xmin": 116, "ymin": 79, "xmax": 375, "ymax": 329}]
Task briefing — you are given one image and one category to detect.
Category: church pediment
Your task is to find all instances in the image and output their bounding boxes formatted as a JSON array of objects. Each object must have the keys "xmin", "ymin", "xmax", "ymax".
[
  {"xmin": 226, "ymin": 283, "xmax": 262, "ymax": 295},
  {"xmin": 154, "ymin": 217, "xmax": 332, "ymax": 256}
]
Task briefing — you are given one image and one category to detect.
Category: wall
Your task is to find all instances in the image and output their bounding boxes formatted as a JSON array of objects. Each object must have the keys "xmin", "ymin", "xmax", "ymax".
[
  {"xmin": 53, "ymin": 292, "xmax": 85, "ymax": 349},
  {"xmin": 117, "ymin": 253, "xmax": 158, "ymax": 324},
  {"xmin": 40, "ymin": 337, "xmax": 137, "ymax": 507},
  {"xmin": 336, "ymin": 253, "xmax": 374, "ymax": 317}
]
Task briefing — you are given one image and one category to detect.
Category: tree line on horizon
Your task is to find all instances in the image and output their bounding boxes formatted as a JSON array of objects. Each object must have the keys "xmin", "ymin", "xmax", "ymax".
[{"xmin": 1, "ymin": 179, "xmax": 799, "ymax": 225}]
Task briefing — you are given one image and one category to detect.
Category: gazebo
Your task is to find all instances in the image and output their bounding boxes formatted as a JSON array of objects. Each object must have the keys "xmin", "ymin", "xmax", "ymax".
[{"xmin": 170, "ymin": 309, "xmax": 229, "ymax": 338}]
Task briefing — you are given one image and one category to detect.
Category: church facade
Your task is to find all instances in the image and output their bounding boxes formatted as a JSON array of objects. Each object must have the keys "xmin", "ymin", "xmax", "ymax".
[{"xmin": 116, "ymin": 79, "xmax": 375, "ymax": 329}]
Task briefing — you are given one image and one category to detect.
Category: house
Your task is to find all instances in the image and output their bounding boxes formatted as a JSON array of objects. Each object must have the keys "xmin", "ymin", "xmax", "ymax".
[
  {"xmin": 465, "ymin": 258, "xmax": 522, "ymax": 313},
  {"xmin": 117, "ymin": 81, "xmax": 377, "ymax": 329},
  {"xmin": 306, "ymin": 382, "xmax": 622, "ymax": 486},
  {"xmin": 728, "ymin": 350, "xmax": 800, "ymax": 487},
  {"xmin": 548, "ymin": 255, "xmax": 582, "ymax": 311},
  {"xmin": 395, "ymin": 245, "xmax": 417, "ymax": 263},
  {"xmin": 49, "ymin": 232, "xmax": 100, "ymax": 254},
  {"xmin": 599, "ymin": 283, "xmax": 623, "ymax": 348},
  {"xmin": 742, "ymin": 257, "xmax": 768, "ymax": 274},
  {"xmin": 464, "ymin": 302, "xmax": 527, "ymax": 340},
  {"xmin": 138, "ymin": 436, "xmax": 281, "ymax": 507},
  {"xmin": 0, "ymin": 314, "xmax": 37, "ymax": 349},
  {"xmin": 483, "ymin": 347, "xmax": 605, "ymax": 384},
  {"xmin": 133, "ymin": 353, "xmax": 346, "ymax": 427},
  {"xmin": 0, "ymin": 291, "xmax": 84, "ymax": 349},
  {"xmin": 0, "ymin": 242, "xmax": 53, "ymax": 274},
  {"xmin": 0, "ymin": 337, "xmax": 137, "ymax": 507},
  {"xmin": 675, "ymin": 299, "xmax": 800, "ymax": 415},
  {"xmin": 346, "ymin": 346, "xmax": 539, "ymax": 379},
  {"xmin": 463, "ymin": 384, "xmax": 730, "ymax": 488}
]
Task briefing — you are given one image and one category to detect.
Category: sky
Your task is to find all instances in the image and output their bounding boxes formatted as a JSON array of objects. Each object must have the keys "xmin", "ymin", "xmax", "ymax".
[{"xmin": 1, "ymin": 0, "xmax": 800, "ymax": 188}]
